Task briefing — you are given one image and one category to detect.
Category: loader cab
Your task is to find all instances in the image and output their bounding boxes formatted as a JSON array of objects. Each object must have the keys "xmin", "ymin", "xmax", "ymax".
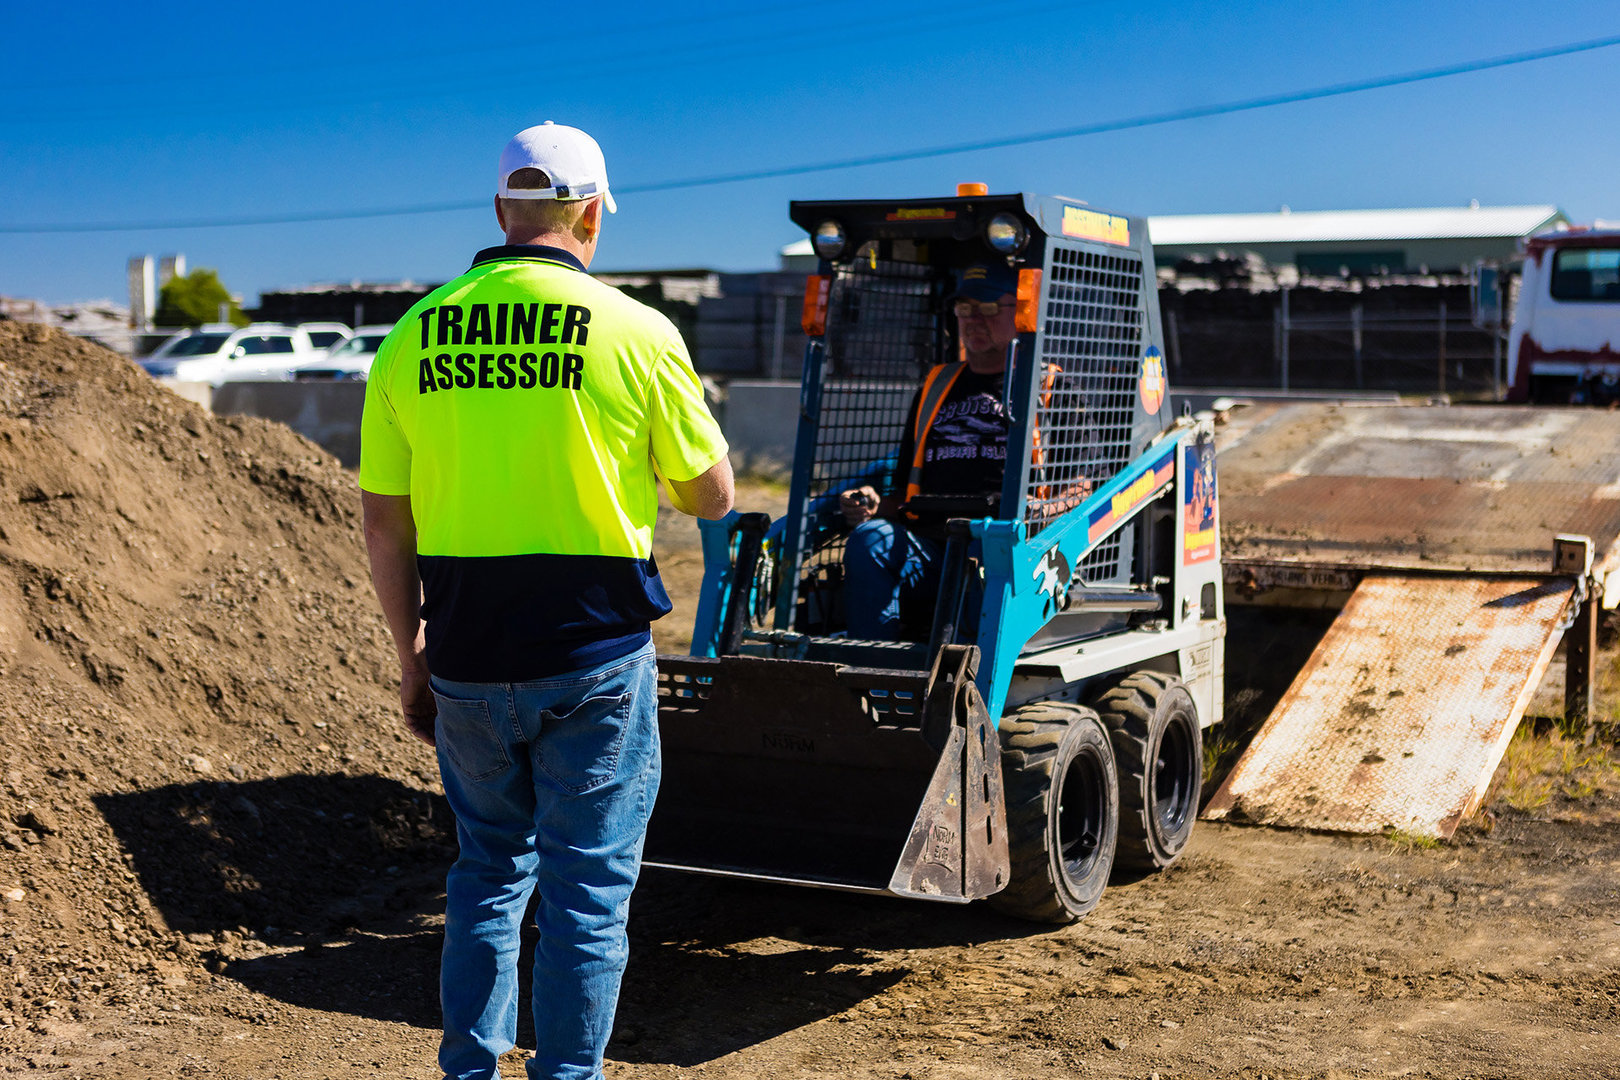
[{"xmin": 703, "ymin": 190, "xmax": 1176, "ymax": 672}]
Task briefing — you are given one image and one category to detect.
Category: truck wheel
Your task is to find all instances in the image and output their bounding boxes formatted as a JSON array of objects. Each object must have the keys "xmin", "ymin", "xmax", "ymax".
[
  {"xmin": 1095, "ymin": 672, "xmax": 1202, "ymax": 873},
  {"xmin": 989, "ymin": 703, "xmax": 1118, "ymax": 924}
]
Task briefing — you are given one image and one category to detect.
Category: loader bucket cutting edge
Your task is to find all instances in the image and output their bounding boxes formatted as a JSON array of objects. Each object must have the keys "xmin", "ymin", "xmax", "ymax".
[{"xmin": 646, "ymin": 645, "xmax": 1010, "ymax": 902}]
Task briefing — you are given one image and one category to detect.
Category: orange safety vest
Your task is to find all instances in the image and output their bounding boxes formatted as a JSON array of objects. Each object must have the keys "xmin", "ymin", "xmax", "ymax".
[{"xmin": 903, "ymin": 362, "xmax": 1062, "ymax": 507}]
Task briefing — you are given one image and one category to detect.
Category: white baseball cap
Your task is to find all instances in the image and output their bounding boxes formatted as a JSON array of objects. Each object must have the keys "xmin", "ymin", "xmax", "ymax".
[{"xmin": 497, "ymin": 121, "xmax": 617, "ymax": 213}]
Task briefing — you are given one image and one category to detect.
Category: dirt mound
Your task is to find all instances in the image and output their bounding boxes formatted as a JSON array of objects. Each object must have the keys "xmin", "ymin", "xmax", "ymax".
[{"xmin": 0, "ymin": 322, "xmax": 448, "ymax": 1036}]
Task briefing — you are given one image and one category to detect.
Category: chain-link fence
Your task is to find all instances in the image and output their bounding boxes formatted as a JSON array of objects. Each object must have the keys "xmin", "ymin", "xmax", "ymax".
[{"xmin": 1161, "ymin": 286, "xmax": 1507, "ymax": 398}]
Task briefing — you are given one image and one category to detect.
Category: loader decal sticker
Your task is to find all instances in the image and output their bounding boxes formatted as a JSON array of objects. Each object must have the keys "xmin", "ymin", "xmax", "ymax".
[
  {"xmin": 1061, "ymin": 206, "xmax": 1130, "ymax": 246},
  {"xmin": 1183, "ymin": 434, "xmax": 1218, "ymax": 566},
  {"xmin": 1139, "ymin": 347, "xmax": 1166, "ymax": 415},
  {"xmin": 1087, "ymin": 445, "xmax": 1176, "ymax": 544},
  {"xmin": 886, "ymin": 207, "xmax": 956, "ymax": 221},
  {"xmin": 1033, "ymin": 546, "xmax": 1072, "ymax": 617}
]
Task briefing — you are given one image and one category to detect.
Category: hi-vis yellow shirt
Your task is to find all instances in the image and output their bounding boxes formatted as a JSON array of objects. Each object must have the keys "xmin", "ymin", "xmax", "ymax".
[{"xmin": 359, "ymin": 244, "xmax": 727, "ymax": 681}]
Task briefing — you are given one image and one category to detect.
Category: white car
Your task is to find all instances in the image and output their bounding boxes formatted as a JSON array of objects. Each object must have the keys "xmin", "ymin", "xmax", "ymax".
[
  {"xmin": 299, "ymin": 322, "xmax": 354, "ymax": 352},
  {"xmin": 288, "ymin": 324, "xmax": 395, "ymax": 381},
  {"xmin": 140, "ymin": 323, "xmax": 322, "ymax": 385}
]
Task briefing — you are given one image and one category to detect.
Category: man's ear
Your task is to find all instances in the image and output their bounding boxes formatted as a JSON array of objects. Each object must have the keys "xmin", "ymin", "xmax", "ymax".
[
  {"xmin": 494, "ymin": 195, "xmax": 507, "ymax": 232},
  {"xmin": 581, "ymin": 197, "xmax": 603, "ymax": 240}
]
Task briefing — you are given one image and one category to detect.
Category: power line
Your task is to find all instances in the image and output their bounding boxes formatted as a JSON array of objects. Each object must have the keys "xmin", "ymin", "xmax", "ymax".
[
  {"xmin": 634, "ymin": 32, "xmax": 1620, "ymax": 192},
  {"xmin": 4, "ymin": 31, "xmax": 1615, "ymax": 235}
]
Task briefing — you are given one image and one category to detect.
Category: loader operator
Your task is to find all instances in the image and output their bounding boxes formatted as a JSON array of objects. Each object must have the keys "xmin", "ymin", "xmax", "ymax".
[
  {"xmin": 837, "ymin": 262, "xmax": 1021, "ymax": 640},
  {"xmin": 838, "ymin": 263, "xmax": 1092, "ymax": 640},
  {"xmin": 358, "ymin": 121, "xmax": 733, "ymax": 1080}
]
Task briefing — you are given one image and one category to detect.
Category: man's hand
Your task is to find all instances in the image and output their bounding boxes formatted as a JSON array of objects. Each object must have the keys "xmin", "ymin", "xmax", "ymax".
[
  {"xmin": 840, "ymin": 485, "xmax": 881, "ymax": 526},
  {"xmin": 400, "ymin": 652, "xmax": 437, "ymax": 747},
  {"xmin": 362, "ymin": 490, "xmax": 437, "ymax": 747},
  {"xmin": 1033, "ymin": 478, "xmax": 1095, "ymax": 521}
]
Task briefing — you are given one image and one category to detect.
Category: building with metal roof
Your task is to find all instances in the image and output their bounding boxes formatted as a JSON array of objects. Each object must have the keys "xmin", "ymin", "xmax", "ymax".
[{"xmin": 1148, "ymin": 204, "xmax": 1568, "ymax": 276}]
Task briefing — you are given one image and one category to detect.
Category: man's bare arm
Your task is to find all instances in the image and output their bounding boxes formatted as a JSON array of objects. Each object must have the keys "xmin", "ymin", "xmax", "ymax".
[
  {"xmin": 360, "ymin": 490, "xmax": 436, "ymax": 746},
  {"xmin": 666, "ymin": 456, "xmax": 736, "ymax": 520}
]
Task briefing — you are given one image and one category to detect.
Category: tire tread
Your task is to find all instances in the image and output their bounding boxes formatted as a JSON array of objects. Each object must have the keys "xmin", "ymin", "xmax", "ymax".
[
  {"xmin": 1094, "ymin": 672, "xmax": 1201, "ymax": 873},
  {"xmin": 989, "ymin": 705, "xmax": 1116, "ymax": 924}
]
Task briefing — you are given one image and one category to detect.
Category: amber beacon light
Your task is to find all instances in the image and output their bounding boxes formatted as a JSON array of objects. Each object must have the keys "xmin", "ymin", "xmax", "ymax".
[
  {"xmin": 802, "ymin": 275, "xmax": 830, "ymax": 336},
  {"xmin": 1016, "ymin": 269, "xmax": 1042, "ymax": 333},
  {"xmin": 956, "ymin": 182, "xmax": 989, "ymax": 197}
]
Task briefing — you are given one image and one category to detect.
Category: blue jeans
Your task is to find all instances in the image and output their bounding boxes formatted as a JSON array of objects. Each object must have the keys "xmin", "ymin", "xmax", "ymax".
[
  {"xmin": 843, "ymin": 519, "xmax": 942, "ymax": 640},
  {"xmin": 430, "ymin": 642, "xmax": 660, "ymax": 1080}
]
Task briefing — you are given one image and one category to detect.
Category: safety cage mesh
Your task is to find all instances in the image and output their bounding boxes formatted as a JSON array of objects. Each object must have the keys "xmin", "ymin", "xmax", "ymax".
[
  {"xmin": 787, "ymin": 254, "xmax": 945, "ymax": 630},
  {"xmin": 1027, "ymin": 243, "xmax": 1146, "ymax": 579},
  {"xmin": 780, "ymin": 240, "xmax": 1150, "ymax": 628}
]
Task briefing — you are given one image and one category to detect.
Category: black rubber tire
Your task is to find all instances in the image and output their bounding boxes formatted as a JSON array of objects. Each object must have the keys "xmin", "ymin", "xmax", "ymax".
[
  {"xmin": 1094, "ymin": 672, "xmax": 1202, "ymax": 873},
  {"xmin": 988, "ymin": 703, "xmax": 1119, "ymax": 924}
]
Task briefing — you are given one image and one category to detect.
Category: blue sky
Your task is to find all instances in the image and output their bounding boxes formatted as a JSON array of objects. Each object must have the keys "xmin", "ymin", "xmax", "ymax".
[{"xmin": 3, "ymin": 0, "xmax": 1617, "ymax": 306}]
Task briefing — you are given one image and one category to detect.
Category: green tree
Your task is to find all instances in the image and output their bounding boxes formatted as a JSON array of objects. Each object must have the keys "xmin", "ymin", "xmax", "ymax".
[{"xmin": 154, "ymin": 268, "xmax": 248, "ymax": 327}]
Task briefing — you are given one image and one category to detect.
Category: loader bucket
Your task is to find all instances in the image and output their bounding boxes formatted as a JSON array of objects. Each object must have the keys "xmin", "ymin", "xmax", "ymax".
[{"xmin": 646, "ymin": 644, "xmax": 1010, "ymax": 901}]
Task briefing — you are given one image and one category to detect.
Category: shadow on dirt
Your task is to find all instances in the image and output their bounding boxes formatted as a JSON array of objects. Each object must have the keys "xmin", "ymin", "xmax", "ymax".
[
  {"xmin": 93, "ymin": 772, "xmax": 986, "ymax": 1056},
  {"xmin": 95, "ymin": 767, "xmax": 1209, "ymax": 1063},
  {"xmin": 225, "ymin": 929, "xmax": 445, "ymax": 1027},
  {"xmin": 613, "ymin": 868, "xmax": 1049, "ymax": 1065},
  {"xmin": 93, "ymin": 772, "xmax": 453, "ymax": 1027}
]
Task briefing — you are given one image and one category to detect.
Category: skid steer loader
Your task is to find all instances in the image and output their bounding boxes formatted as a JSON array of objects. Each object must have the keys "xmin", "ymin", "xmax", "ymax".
[{"xmin": 646, "ymin": 186, "xmax": 1225, "ymax": 922}]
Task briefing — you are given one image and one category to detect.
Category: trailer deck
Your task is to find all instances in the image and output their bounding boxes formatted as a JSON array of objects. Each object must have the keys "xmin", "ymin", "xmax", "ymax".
[{"xmin": 1216, "ymin": 402, "xmax": 1620, "ymax": 585}]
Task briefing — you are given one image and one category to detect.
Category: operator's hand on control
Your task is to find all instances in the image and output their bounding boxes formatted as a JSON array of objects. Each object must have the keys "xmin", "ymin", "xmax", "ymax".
[
  {"xmin": 840, "ymin": 485, "xmax": 882, "ymax": 526},
  {"xmin": 1036, "ymin": 478, "xmax": 1095, "ymax": 521},
  {"xmin": 399, "ymin": 652, "xmax": 437, "ymax": 747}
]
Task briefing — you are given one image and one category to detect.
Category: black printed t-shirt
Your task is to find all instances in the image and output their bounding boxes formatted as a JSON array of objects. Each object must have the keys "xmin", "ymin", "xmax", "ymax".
[{"xmin": 892, "ymin": 366, "xmax": 1008, "ymax": 531}]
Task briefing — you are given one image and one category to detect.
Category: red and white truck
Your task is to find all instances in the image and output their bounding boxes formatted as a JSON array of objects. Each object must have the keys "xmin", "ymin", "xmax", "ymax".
[{"xmin": 1506, "ymin": 225, "xmax": 1620, "ymax": 403}]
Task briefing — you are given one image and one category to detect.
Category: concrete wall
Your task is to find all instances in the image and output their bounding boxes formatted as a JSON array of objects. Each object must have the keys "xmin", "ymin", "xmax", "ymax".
[
  {"xmin": 210, "ymin": 382, "xmax": 368, "ymax": 467},
  {"xmin": 717, "ymin": 381, "xmax": 801, "ymax": 477},
  {"xmin": 160, "ymin": 380, "xmax": 214, "ymax": 411}
]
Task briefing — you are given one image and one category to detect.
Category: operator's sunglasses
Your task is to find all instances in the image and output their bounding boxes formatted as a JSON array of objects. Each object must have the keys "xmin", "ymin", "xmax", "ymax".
[{"xmin": 952, "ymin": 299, "xmax": 1010, "ymax": 318}]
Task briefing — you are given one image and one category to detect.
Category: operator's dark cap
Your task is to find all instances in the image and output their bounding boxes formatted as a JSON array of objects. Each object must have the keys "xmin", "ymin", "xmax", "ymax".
[{"xmin": 954, "ymin": 262, "xmax": 1018, "ymax": 301}]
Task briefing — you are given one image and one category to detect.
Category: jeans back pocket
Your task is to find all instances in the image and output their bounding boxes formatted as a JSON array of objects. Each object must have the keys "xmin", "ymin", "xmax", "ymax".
[
  {"xmin": 433, "ymin": 690, "xmax": 511, "ymax": 783},
  {"xmin": 536, "ymin": 692, "xmax": 633, "ymax": 795}
]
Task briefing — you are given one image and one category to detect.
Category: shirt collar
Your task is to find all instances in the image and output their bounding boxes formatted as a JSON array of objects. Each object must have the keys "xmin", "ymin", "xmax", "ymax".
[{"xmin": 469, "ymin": 244, "xmax": 587, "ymax": 274}]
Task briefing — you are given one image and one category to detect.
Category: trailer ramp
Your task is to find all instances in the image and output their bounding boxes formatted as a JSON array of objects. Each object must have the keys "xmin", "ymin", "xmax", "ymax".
[{"xmin": 1204, "ymin": 573, "xmax": 1574, "ymax": 839}]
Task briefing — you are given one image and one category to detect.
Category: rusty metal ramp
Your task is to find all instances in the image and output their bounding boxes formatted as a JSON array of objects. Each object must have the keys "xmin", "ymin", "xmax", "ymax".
[{"xmin": 1204, "ymin": 573, "xmax": 1574, "ymax": 838}]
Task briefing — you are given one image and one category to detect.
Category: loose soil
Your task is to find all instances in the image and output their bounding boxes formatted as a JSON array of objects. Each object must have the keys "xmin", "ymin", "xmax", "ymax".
[{"xmin": 0, "ymin": 321, "xmax": 1616, "ymax": 1079}]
